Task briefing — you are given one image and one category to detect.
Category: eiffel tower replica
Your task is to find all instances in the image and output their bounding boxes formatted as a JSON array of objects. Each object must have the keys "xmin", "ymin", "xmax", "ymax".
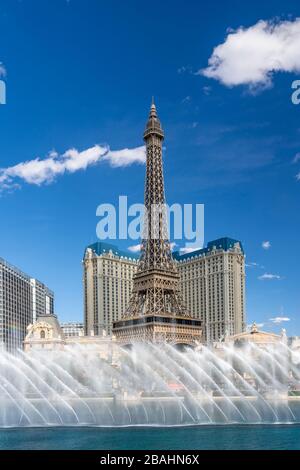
[{"xmin": 112, "ymin": 101, "xmax": 202, "ymax": 345}]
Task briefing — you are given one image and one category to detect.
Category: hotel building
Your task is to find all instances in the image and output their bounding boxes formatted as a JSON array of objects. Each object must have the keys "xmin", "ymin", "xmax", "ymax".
[
  {"xmin": 83, "ymin": 237, "xmax": 245, "ymax": 343},
  {"xmin": 31, "ymin": 278, "xmax": 54, "ymax": 321},
  {"xmin": 83, "ymin": 242, "xmax": 138, "ymax": 336},
  {"xmin": 61, "ymin": 322, "xmax": 84, "ymax": 337},
  {"xmin": 0, "ymin": 257, "xmax": 54, "ymax": 352},
  {"xmin": 173, "ymin": 237, "xmax": 246, "ymax": 342}
]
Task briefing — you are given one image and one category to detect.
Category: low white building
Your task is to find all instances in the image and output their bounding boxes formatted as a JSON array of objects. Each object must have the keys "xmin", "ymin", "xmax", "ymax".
[
  {"xmin": 61, "ymin": 322, "xmax": 84, "ymax": 337},
  {"xmin": 24, "ymin": 313, "xmax": 120, "ymax": 362}
]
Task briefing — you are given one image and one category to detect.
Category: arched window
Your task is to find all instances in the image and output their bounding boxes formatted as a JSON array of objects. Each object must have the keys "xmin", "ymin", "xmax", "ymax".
[{"xmin": 40, "ymin": 330, "xmax": 45, "ymax": 339}]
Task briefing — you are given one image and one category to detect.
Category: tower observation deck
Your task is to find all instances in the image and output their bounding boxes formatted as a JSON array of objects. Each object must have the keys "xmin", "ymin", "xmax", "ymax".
[{"xmin": 112, "ymin": 101, "xmax": 202, "ymax": 346}]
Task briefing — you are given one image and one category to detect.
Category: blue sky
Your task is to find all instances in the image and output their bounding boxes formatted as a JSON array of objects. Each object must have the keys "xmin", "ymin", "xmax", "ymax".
[{"xmin": 0, "ymin": 0, "xmax": 300, "ymax": 334}]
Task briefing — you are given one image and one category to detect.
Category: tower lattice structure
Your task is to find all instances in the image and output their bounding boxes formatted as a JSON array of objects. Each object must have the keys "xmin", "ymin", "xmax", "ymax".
[{"xmin": 124, "ymin": 101, "xmax": 188, "ymax": 319}]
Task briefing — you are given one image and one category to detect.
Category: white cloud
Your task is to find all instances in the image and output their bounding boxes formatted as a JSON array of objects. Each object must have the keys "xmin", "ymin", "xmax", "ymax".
[
  {"xmin": 128, "ymin": 244, "xmax": 142, "ymax": 253},
  {"xmin": 246, "ymin": 261, "xmax": 259, "ymax": 268},
  {"xmin": 258, "ymin": 273, "xmax": 282, "ymax": 280},
  {"xmin": 202, "ymin": 85, "xmax": 212, "ymax": 95},
  {"xmin": 0, "ymin": 144, "xmax": 146, "ymax": 192},
  {"xmin": 177, "ymin": 65, "xmax": 193, "ymax": 74},
  {"xmin": 246, "ymin": 262, "xmax": 265, "ymax": 270},
  {"xmin": 0, "ymin": 62, "xmax": 6, "ymax": 77},
  {"xmin": 181, "ymin": 95, "xmax": 191, "ymax": 104},
  {"xmin": 262, "ymin": 240, "xmax": 271, "ymax": 250},
  {"xmin": 104, "ymin": 146, "xmax": 146, "ymax": 168},
  {"xmin": 200, "ymin": 18, "xmax": 300, "ymax": 91},
  {"xmin": 296, "ymin": 172, "xmax": 300, "ymax": 181},
  {"xmin": 128, "ymin": 242, "xmax": 177, "ymax": 253},
  {"xmin": 180, "ymin": 246, "xmax": 201, "ymax": 255},
  {"xmin": 269, "ymin": 316, "xmax": 290, "ymax": 324},
  {"xmin": 292, "ymin": 153, "xmax": 300, "ymax": 164}
]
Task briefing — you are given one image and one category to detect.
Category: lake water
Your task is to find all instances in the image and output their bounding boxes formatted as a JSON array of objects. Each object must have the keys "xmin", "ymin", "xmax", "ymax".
[{"xmin": 0, "ymin": 425, "xmax": 300, "ymax": 450}]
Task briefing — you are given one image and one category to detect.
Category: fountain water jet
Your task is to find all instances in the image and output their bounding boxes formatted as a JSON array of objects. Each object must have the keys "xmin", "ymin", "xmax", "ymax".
[{"xmin": 0, "ymin": 341, "xmax": 299, "ymax": 427}]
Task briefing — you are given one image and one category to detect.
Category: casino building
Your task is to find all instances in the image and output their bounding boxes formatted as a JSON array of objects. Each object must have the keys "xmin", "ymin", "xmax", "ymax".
[
  {"xmin": 112, "ymin": 101, "xmax": 202, "ymax": 346},
  {"xmin": 83, "ymin": 103, "xmax": 246, "ymax": 344}
]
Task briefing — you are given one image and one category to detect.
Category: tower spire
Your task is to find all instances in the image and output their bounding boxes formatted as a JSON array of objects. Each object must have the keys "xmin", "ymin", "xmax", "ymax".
[
  {"xmin": 144, "ymin": 99, "xmax": 164, "ymax": 140},
  {"xmin": 124, "ymin": 100, "xmax": 187, "ymax": 314},
  {"xmin": 150, "ymin": 100, "xmax": 156, "ymax": 117},
  {"xmin": 112, "ymin": 102, "xmax": 202, "ymax": 345},
  {"xmin": 150, "ymin": 96, "xmax": 156, "ymax": 115}
]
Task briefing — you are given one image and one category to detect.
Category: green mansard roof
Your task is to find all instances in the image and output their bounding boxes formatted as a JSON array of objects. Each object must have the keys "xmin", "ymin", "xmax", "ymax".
[
  {"xmin": 84, "ymin": 242, "xmax": 139, "ymax": 261},
  {"xmin": 84, "ymin": 237, "xmax": 243, "ymax": 263},
  {"xmin": 173, "ymin": 237, "xmax": 244, "ymax": 261}
]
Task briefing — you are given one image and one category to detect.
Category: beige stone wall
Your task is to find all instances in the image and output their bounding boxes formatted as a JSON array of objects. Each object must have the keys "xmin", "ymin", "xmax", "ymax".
[
  {"xmin": 178, "ymin": 246, "xmax": 245, "ymax": 342},
  {"xmin": 83, "ymin": 245, "xmax": 245, "ymax": 343},
  {"xmin": 83, "ymin": 248, "xmax": 138, "ymax": 336}
]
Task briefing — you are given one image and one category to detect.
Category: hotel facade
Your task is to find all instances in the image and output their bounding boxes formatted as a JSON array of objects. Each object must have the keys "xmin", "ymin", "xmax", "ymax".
[
  {"xmin": 83, "ymin": 237, "xmax": 246, "ymax": 342},
  {"xmin": 61, "ymin": 322, "xmax": 84, "ymax": 337},
  {"xmin": 0, "ymin": 257, "xmax": 54, "ymax": 351},
  {"xmin": 173, "ymin": 238, "xmax": 246, "ymax": 342},
  {"xmin": 83, "ymin": 242, "xmax": 138, "ymax": 336}
]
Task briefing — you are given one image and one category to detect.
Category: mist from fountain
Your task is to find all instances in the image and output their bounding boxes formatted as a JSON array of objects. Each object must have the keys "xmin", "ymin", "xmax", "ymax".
[{"xmin": 0, "ymin": 341, "xmax": 299, "ymax": 427}]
